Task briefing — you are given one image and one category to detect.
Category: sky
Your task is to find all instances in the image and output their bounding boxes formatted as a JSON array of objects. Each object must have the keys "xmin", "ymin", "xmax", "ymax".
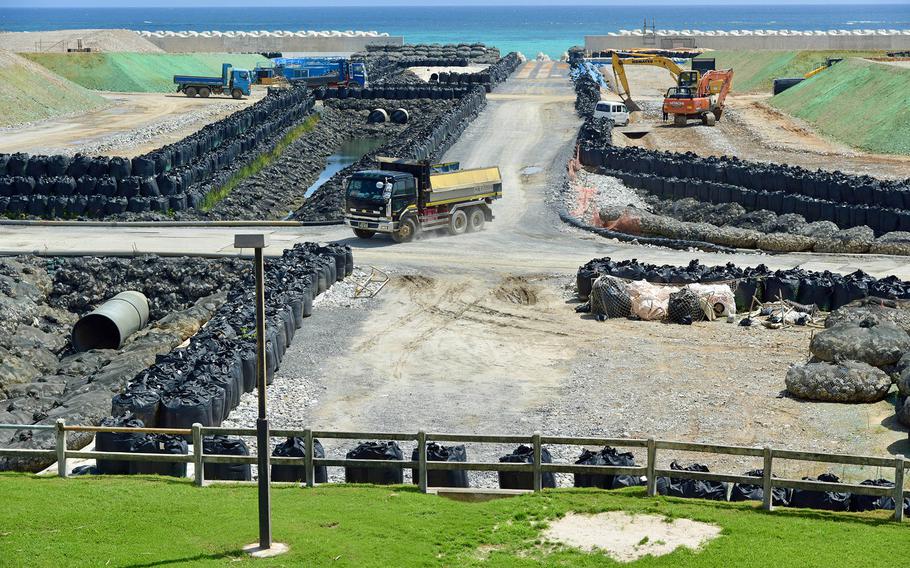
[{"xmin": 4, "ymin": 0, "xmax": 905, "ymax": 6}]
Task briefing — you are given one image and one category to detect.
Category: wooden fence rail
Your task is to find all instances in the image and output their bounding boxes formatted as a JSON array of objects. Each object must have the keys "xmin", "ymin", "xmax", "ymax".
[{"xmin": 0, "ymin": 421, "xmax": 906, "ymax": 522}]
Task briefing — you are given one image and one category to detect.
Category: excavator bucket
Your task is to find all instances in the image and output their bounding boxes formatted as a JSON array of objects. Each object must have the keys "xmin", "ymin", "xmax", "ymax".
[{"xmin": 621, "ymin": 97, "xmax": 642, "ymax": 113}]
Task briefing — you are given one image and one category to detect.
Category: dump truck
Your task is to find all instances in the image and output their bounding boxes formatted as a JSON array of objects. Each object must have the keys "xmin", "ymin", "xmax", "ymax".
[
  {"xmin": 344, "ymin": 157, "xmax": 502, "ymax": 242},
  {"xmin": 174, "ymin": 63, "xmax": 252, "ymax": 99},
  {"xmin": 269, "ymin": 57, "xmax": 367, "ymax": 88}
]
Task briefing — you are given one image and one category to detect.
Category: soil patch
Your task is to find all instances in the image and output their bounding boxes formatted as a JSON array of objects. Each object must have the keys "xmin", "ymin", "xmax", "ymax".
[{"xmin": 543, "ymin": 511, "xmax": 721, "ymax": 562}]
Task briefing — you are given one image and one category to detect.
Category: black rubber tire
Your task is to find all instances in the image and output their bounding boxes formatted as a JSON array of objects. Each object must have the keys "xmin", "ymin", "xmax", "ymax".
[
  {"xmin": 184, "ymin": 87, "xmax": 197, "ymax": 97},
  {"xmin": 392, "ymin": 217, "xmax": 418, "ymax": 243},
  {"xmin": 199, "ymin": 88, "xmax": 211, "ymax": 98},
  {"xmin": 353, "ymin": 228, "xmax": 375, "ymax": 239},
  {"xmin": 448, "ymin": 209, "xmax": 468, "ymax": 235},
  {"xmin": 232, "ymin": 89, "xmax": 243, "ymax": 100},
  {"xmin": 467, "ymin": 208, "xmax": 485, "ymax": 232}
]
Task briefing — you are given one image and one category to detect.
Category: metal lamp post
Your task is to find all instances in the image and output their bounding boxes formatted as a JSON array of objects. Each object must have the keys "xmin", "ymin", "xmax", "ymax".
[{"xmin": 234, "ymin": 234, "xmax": 288, "ymax": 558}]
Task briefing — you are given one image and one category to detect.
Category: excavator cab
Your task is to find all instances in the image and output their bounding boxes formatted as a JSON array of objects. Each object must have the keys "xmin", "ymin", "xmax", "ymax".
[{"xmin": 677, "ymin": 70, "xmax": 701, "ymax": 88}]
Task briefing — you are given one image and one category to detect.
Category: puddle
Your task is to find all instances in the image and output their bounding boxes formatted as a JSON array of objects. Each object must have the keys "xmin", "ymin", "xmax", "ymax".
[
  {"xmin": 305, "ymin": 137, "xmax": 386, "ymax": 197},
  {"xmin": 520, "ymin": 166, "xmax": 543, "ymax": 176}
]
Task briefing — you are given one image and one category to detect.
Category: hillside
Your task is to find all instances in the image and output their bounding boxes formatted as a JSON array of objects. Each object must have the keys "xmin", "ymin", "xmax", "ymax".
[
  {"xmin": 0, "ymin": 50, "xmax": 108, "ymax": 127},
  {"xmin": 23, "ymin": 52, "xmax": 269, "ymax": 93},
  {"xmin": 769, "ymin": 57, "xmax": 910, "ymax": 155},
  {"xmin": 696, "ymin": 50, "xmax": 886, "ymax": 93}
]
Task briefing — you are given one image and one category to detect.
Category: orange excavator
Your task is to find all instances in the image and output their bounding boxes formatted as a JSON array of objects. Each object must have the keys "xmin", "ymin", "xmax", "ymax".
[{"xmin": 661, "ymin": 68, "xmax": 734, "ymax": 127}]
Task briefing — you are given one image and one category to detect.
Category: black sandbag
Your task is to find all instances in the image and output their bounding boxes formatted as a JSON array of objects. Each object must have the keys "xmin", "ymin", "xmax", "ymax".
[
  {"xmin": 108, "ymin": 156, "xmax": 132, "ymax": 180},
  {"xmin": 729, "ymin": 469, "xmax": 791, "ymax": 506},
  {"xmin": 95, "ymin": 415, "xmax": 145, "ymax": 475},
  {"xmin": 118, "ymin": 176, "xmax": 141, "ymax": 198},
  {"xmin": 848, "ymin": 478, "xmax": 902, "ymax": 513},
  {"xmin": 135, "ymin": 155, "xmax": 161, "ymax": 177},
  {"xmin": 796, "ymin": 276, "xmax": 833, "ymax": 312},
  {"xmin": 203, "ymin": 435, "xmax": 252, "ymax": 481},
  {"xmin": 573, "ymin": 446, "xmax": 641, "ymax": 489},
  {"xmin": 763, "ymin": 272, "xmax": 800, "ymax": 302},
  {"xmin": 656, "ymin": 461, "xmax": 728, "ymax": 501},
  {"xmin": 67, "ymin": 154, "xmax": 92, "ymax": 178},
  {"xmin": 46, "ymin": 155, "xmax": 72, "ymax": 176},
  {"xmin": 272, "ymin": 437, "xmax": 328, "ymax": 483},
  {"xmin": 96, "ymin": 176, "xmax": 118, "ymax": 197},
  {"xmin": 345, "ymin": 441, "xmax": 404, "ymax": 484},
  {"xmin": 6, "ymin": 153, "xmax": 28, "ymax": 177},
  {"xmin": 498, "ymin": 444, "xmax": 556, "ymax": 490},
  {"xmin": 831, "ymin": 271, "xmax": 873, "ymax": 310},
  {"xmin": 240, "ymin": 350, "xmax": 256, "ymax": 393},
  {"xmin": 110, "ymin": 387, "xmax": 160, "ymax": 427},
  {"xmin": 26, "ymin": 155, "xmax": 48, "ymax": 178},
  {"xmin": 129, "ymin": 434, "xmax": 188, "ymax": 477},
  {"xmin": 734, "ymin": 278, "xmax": 762, "ymax": 312},
  {"xmin": 577, "ymin": 267, "xmax": 597, "ymax": 300},
  {"xmin": 411, "ymin": 443, "xmax": 469, "ymax": 488},
  {"xmin": 788, "ymin": 473, "xmax": 851, "ymax": 511},
  {"xmin": 160, "ymin": 389, "xmax": 213, "ymax": 429},
  {"xmin": 140, "ymin": 176, "xmax": 160, "ymax": 197}
]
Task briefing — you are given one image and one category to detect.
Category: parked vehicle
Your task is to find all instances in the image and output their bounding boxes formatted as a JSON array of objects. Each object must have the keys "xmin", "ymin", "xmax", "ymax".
[
  {"xmin": 593, "ymin": 100, "xmax": 630, "ymax": 125},
  {"xmin": 344, "ymin": 157, "xmax": 502, "ymax": 243},
  {"xmin": 662, "ymin": 69, "xmax": 734, "ymax": 126},
  {"xmin": 268, "ymin": 57, "xmax": 367, "ymax": 88},
  {"xmin": 174, "ymin": 63, "xmax": 252, "ymax": 99}
]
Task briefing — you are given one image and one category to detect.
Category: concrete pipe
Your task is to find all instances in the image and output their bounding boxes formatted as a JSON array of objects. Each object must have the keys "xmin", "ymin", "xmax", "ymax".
[{"xmin": 72, "ymin": 291, "xmax": 150, "ymax": 351}]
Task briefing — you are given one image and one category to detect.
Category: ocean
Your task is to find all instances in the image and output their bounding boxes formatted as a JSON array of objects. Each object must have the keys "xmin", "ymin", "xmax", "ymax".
[{"xmin": 2, "ymin": 5, "xmax": 909, "ymax": 57}]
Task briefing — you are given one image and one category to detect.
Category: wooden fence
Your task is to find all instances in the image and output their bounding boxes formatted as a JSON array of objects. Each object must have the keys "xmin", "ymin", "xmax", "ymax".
[{"xmin": 0, "ymin": 420, "xmax": 906, "ymax": 522}]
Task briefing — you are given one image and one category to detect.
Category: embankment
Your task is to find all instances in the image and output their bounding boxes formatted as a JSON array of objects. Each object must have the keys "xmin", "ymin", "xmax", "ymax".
[
  {"xmin": 0, "ymin": 50, "xmax": 108, "ymax": 127},
  {"xmin": 769, "ymin": 57, "xmax": 910, "ymax": 154},
  {"xmin": 695, "ymin": 50, "xmax": 886, "ymax": 93},
  {"xmin": 22, "ymin": 52, "xmax": 269, "ymax": 93}
]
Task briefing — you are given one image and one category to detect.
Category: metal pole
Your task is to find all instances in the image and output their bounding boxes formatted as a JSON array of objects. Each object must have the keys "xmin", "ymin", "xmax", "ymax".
[{"xmin": 254, "ymin": 246, "xmax": 272, "ymax": 549}]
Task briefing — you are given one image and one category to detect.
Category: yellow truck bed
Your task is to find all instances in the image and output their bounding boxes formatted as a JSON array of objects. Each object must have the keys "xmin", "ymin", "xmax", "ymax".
[{"xmin": 426, "ymin": 167, "xmax": 502, "ymax": 206}]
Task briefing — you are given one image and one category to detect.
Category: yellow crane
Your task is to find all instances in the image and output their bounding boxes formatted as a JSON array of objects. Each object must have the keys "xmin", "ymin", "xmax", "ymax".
[{"xmin": 611, "ymin": 53, "xmax": 701, "ymax": 111}]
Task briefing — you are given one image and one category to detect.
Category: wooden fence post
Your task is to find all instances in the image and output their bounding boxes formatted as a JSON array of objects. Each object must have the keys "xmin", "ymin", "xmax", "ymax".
[
  {"xmin": 762, "ymin": 446, "xmax": 773, "ymax": 511},
  {"xmin": 192, "ymin": 423, "xmax": 204, "ymax": 487},
  {"xmin": 417, "ymin": 431, "xmax": 428, "ymax": 493},
  {"xmin": 55, "ymin": 419, "xmax": 66, "ymax": 478},
  {"xmin": 894, "ymin": 456, "xmax": 905, "ymax": 522},
  {"xmin": 532, "ymin": 431, "xmax": 542, "ymax": 492},
  {"xmin": 304, "ymin": 429, "xmax": 315, "ymax": 488},
  {"xmin": 646, "ymin": 438, "xmax": 657, "ymax": 497}
]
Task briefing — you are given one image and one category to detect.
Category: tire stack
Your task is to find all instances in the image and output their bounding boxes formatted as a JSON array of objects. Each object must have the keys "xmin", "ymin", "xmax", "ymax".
[
  {"xmin": 0, "ymin": 87, "xmax": 316, "ymax": 219},
  {"xmin": 102, "ymin": 242, "xmax": 352, "ymax": 475}
]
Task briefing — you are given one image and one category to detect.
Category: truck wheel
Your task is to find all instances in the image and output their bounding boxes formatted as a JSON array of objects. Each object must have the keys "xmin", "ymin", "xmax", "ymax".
[
  {"xmin": 702, "ymin": 113, "xmax": 716, "ymax": 126},
  {"xmin": 353, "ymin": 228, "xmax": 375, "ymax": 239},
  {"xmin": 184, "ymin": 87, "xmax": 197, "ymax": 97},
  {"xmin": 392, "ymin": 217, "xmax": 418, "ymax": 243},
  {"xmin": 232, "ymin": 88, "xmax": 243, "ymax": 100},
  {"xmin": 467, "ymin": 208, "xmax": 485, "ymax": 232},
  {"xmin": 673, "ymin": 114, "xmax": 687, "ymax": 127},
  {"xmin": 199, "ymin": 88, "xmax": 211, "ymax": 98},
  {"xmin": 447, "ymin": 209, "xmax": 468, "ymax": 235}
]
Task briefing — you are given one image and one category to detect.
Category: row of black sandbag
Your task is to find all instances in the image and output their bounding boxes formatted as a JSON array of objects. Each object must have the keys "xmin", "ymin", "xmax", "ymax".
[
  {"xmin": 603, "ymin": 168, "xmax": 910, "ymax": 237},
  {"xmin": 570, "ymin": 60, "xmax": 601, "ymax": 118},
  {"xmin": 316, "ymin": 84, "xmax": 477, "ymax": 101},
  {"xmin": 576, "ymin": 257, "xmax": 910, "ymax": 312},
  {"xmin": 592, "ymin": 145, "xmax": 910, "ymax": 211},
  {"xmin": 399, "ymin": 87, "xmax": 487, "ymax": 162},
  {"xmin": 658, "ymin": 462, "xmax": 910, "ymax": 514},
  {"xmin": 109, "ymin": 243, "xmax": 353, "ymax": 431},
  {"xmin": 0, "ymin": 193, "xmax": 203, "ymax": 218}
]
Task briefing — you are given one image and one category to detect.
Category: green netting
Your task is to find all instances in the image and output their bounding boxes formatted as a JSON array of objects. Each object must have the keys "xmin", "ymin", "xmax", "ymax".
[
  {"xmin": 770, "ymin": 58, "xmax": 910, "ymax": 155},
  {"xmin": 23, "ymin": 52, "xmax": 270, "ymax": 93},
  {"xmin": 696, "ymin": 50, "xmax": 887, "ymax": 93},
  {"xmin": 0, "ymin": 54, "xmax": 107, "ymax": 127}
]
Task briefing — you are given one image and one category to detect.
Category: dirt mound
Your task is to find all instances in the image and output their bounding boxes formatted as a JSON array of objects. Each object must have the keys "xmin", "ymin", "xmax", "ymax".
[
  {"xmin": 0, "ymin": 50, "xmax": 107, "ymax": 127},
  {"xmin": 0, "ymin": 29, "xmax": 162, "ymax": 53}
]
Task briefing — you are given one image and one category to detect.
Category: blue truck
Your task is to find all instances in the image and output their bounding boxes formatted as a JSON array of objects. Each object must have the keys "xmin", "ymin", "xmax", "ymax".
[
  {"xmin": 173, "ymin": 63, "xmax": 253, "ymax": 99},
  {"xmin": 267, "ymin": 57, "xmax": 367, "ymax": 88}
]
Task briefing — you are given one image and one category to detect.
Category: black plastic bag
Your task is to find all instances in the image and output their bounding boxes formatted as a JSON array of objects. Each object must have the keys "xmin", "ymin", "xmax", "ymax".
[
  {"xmin": 498, "ymin": 444, "xmax": 556, "ymax": 490},
  {"xmin": 129, "ymin": 434, "xmax": 188, "ymax": 477},
  {"xmin": 574, "ymin": 446, "xmax": 641, "ymax": 489},
  {"xmin": 411, "ymin": 443, "xmax": 469, "ymax": 488},
  {"xmin": 95, "ymin": 415, "xmax": 145, "ymax": 475},
  {"xmin": 848, "ymin": 479, "xmax": 909, "ymax": 513},
  {"xmin": 203, "ymin": 435, "xmax": 252, "ymax": 481},
  {"xmin": 345, "ymin": 441, "xmax": 404, "ymax": 485},
  {"xmin": 656, "ymin": 461, "xmax": 728, "ymax": 501},
  {"xmin": 729, "ymin": 469, "xmax": 790, "ymax": 506},
  {"xmin": 272, "ymin": 437, "xmax": 327, "ymax": 483},
  {"xmin": 110, "ymin": 387, "xmax": 160, "ymax": 428},
  {"xmin": 788, "ymin": 473, "xmax": 851, "ymax": 511}
]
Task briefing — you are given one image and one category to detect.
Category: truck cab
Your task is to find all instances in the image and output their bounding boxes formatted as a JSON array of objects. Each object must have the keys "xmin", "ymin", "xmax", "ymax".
[
  {"xmin": 345, "ymin": 170, "xmax": 417, "ymax": 237},
  {"xmin": 228, "ymin": 67, "xmax": 253, "ymax": 96}
]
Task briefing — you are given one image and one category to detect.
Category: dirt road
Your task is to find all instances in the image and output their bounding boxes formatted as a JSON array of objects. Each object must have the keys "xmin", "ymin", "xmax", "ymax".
[
  {"xmin": 0, "ymin": 91, "xmax": 261, "ymax": 158},
  {"xmin": 602, "ymin": 66, "xmax": 910, "ymax": 179}
]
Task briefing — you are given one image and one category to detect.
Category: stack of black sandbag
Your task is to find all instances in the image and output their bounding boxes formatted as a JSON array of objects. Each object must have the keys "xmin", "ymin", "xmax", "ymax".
[
  {"xmin": 129, "ymin": 434, "xmax": 188, "ymax": 477},
  {"xmin": 345, "ymin": 441, "xmax": 404, "ymax": 485},
  {"xmin": 787, "ymin": 473, "xmax": 851, "ymax": 511},
  {"xmin": 729, "ymin": 469, "xmax": 791, "ymax": 506},
  {"xmin": 410, "ymin": 442, "xmax": 469, "ymax": 488},
  {"xmin": 656, "ymin": 461, "xmax": 728, "ymax": 500},
  {"xmin": 573, "ymin": 446, "xmax": 642, "ymax": 489},
  {"xmin": 498, "ymin": 445, "xmax": 556, "ymax": 490},
  {"xmin": 202, "ymin": 435, "xmax": 252, "ymax": 481},
  {"xmin": 272, "ymin": 437, "xmax": 328, "ymax": 483},
  {"xmin": 95, "ymin": 415, "xmax": 145, "ymax": 475}
]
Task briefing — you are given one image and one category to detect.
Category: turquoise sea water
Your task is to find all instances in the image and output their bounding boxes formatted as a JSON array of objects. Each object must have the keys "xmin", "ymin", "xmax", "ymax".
[{"xmin": 2, "ymin": 5, "xmax": 909, "ymax": 58}]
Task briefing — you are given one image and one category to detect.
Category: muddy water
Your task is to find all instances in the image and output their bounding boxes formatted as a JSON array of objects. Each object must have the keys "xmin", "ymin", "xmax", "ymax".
[{"xmin": 304, "ymin": 136, "xmax": 386, "ymax": 198}]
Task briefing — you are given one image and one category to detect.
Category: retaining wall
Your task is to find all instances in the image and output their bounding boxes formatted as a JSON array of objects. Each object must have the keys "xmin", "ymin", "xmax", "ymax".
[
  {"xmin": 146, "ymin": 35, "xmax": 402, "ymax": 54},
  {"xmin": 585, "ymin": 34, "xmax": 910, "ymax": 52}
]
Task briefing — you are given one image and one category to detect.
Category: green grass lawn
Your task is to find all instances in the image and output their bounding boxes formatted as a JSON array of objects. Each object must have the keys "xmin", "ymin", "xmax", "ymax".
[{"xmin": 1, "ymin": 474, "xmax": 907, "ymax": 567}]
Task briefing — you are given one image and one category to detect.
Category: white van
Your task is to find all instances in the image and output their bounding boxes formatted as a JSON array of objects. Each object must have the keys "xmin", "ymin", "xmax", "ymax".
[{"xmin": 593, "ymin": 100, "xmax": 630, "ymax": 126}]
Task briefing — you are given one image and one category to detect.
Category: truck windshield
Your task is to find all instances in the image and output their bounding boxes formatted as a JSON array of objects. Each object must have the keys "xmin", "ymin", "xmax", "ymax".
[{"xmin": 347, "ymin": 176, "xmax": 389, "ymax": 202}]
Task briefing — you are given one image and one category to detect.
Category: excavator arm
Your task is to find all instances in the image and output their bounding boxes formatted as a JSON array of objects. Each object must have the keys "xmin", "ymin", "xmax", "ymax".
[
  {"xmin": 611, "ymin": 53, "xmax": 687, "ymax": 111},
  {"xmin": 699, "ymin": 69, "xmax": 734, "ymax": 119}
]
